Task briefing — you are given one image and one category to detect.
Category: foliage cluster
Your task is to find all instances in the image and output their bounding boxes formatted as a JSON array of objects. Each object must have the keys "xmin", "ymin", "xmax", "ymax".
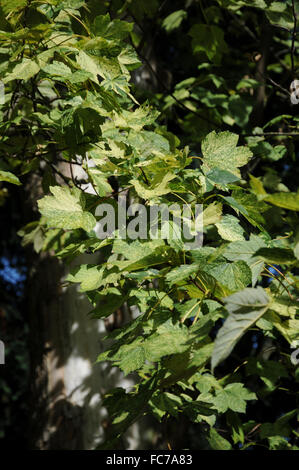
[{"xmin": 0, "ymin": 0, "xmax": 299, "ymax": 450}]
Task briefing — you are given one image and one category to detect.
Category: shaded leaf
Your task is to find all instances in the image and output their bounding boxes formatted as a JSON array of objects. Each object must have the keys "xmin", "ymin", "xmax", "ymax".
[
  {"xmin": 212, "ymin": 287, "xmax": 270, "ymax": 370},
  {"xmin": 207, "ymin": 428, "xmax": 232, "ymax": 450}
]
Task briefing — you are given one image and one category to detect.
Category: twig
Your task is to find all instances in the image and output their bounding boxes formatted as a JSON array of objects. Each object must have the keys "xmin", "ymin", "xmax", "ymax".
[
  {"xmin": 45, "ymin": 160, "xmax": 71, "ymax": 186},
  {"xmin": 69, "ymin": 161, "xmax": 82, "ymax": 190},
  {"xmin": 228, "ymin": 11, "xmax": 257, "ymax": 41},
  {"xmin": 263, "ymin": 267, "xmax": 293, "ymax": 300},
  {"xmin": 267, "ymin": 263, "xmax": 294, "ymax": 287},
  {"xmin": 256, "ymin": 69, "xmax": 290, "ymax": 97},
  {"xmin": 244, "ymin": 131, "xmax": 299, "ymax": 136}
]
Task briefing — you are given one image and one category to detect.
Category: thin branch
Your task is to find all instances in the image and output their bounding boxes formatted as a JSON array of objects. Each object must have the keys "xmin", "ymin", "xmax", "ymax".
[
  {"xmin": 44, "ymin": 160, "xmax": 71, "ymax": 187},
  {"xmin": 263, "ymin": 267, "xmax": 293, "ymax": 300},
  {"xmin": 267, "ymin": 263, "xmax": 294, "ymax": 288},
  {"xmin": 69, "ymin": 161, "xmax": 82, "ymax": 190},
  {"xmin": 244, "ymin": 131, "xmax": 299, "ymax": 136},
  {"xmin": 256, "ymin": 69, "xmax": 290, "ymax": 97},
  {"xmin": 228, "ymin": 11, "xmax": 257, "ymax": 41}
]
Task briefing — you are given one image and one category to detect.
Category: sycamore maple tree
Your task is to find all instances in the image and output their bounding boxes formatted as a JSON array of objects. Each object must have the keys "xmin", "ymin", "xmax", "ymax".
[{"xmin": 0, "ymin": 0, "xmax": 299, "ymax": 450}]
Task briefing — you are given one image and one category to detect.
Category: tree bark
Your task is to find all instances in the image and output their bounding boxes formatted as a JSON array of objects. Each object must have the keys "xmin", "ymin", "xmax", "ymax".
[
  {"xmin": 26, "ymin": 250, "xmax": 143, "ymax": 449},
  {"xmin": 24, "ymin": 173, "xmax": 142, "ymax": 450}
]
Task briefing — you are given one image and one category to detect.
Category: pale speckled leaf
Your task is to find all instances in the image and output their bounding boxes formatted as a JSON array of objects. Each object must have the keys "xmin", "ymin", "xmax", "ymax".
[
  {"xmin": 215, "ymin": 214, "xmax": 245, "ymax": 241},
  {"xmin": 204, "ymin": 260, "xmax": 252, "ymax": 293},
  {"xmin": 203, "ymin": 202, "xmax": 222, "ymax": 226},
  {"xmin": 3, "ymin": 58, "xmax": 40, "ymax": 83},
  {"xmin": 201, "ymin": 131, "xmax": 252, "ymax": 177},
  {"xmin": 130, "ymin": 173, "xmax": 176, "ymax": 199},
  {"xmin": 76, "ymin": 50, "xmax": 100, "ymax": 83},
  {"xmin": 38, "ymin": 186, "xmax": 96, "ymax": 232}
]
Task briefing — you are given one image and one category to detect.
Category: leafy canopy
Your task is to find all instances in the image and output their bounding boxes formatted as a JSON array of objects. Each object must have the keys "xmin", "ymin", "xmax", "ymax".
[{"xmin": 1, "ymin": 0, "xmax": 299, "ymax": 451}]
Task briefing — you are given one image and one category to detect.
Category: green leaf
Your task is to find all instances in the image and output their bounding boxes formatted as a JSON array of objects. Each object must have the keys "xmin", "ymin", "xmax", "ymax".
[
  {"xmin": 248, "ymin": 140, "xmax": 287, "ymax": 163},
  {"xmin": 113, "ymin": 245, "xmax": 171, "ymax": 273},
  {"xmin": 68, "ymin": 264, "xmax": 121, "ymax": 292},
  {"xmin": 88, "ymin": 168, "xmax": 113, "ymax": 196},
  {"xmin": 265, "ymin": 192, "xmax": 299, "ymax": 211},
  {"xmin": 223, "ymin": 191, "xmax": 267, "ymax": 230},
  {"xmin": 211, "ymin": 383, "xmax": 256, "ymax": 413},
  {"xmin": 1, "ymin": 0, "xmax": 27, "ymax": 15},
  {"xmin": 246, "ymin": 358, "xmax": 288, "ymax": 389},
  {"xmin": 67, "ymin": 264, "xmax": 104, "ymax": 291},
  {"xmin": 204, "ymin": 260, "xmax": 252, "ymax": 293},
  {"xmin": 211, "ymin": 287, "xmax": 270, "ymax": 371},
  {"xmin": 38, "ymin": 186, "xmax": 96, "ymax": 232},
  {"xmin": 266, "ymin": 5, "xmax": 293, "ymax": 30},
  {"xmin": 97, "ymin": 379, "xmax": 157, "ymax": 448},
  {"xmin": 117, "ymin": 340, "xmax": 146, "ymax": 375},
  {"xmin": 18, "ymin": 221, "xmax": 44, "ymax": 252},
  {"xmin": 182, "ymin": 400, "xmax": 216, "ymax": 426},
  {"xmin": 92, "ymin": 14, "xmax": 133, "ymax": 40},
  {"xmin": 149, "ymin": 391, "xmax": 183, "ymax": 420},
  {"xmin": 254, "ymin": 247, "xmax": 295, "ymax": 265},
  {"xmin": 90, "ymin": 288, "xmax": 125, "ymax": 318},
  {"xmin": 223, "ymin": 235, "xmax": 266, "ymax": 285},
  {"xmin": 166, "ymin": 263, "xmax": 200, "ymax": 286},
  {"xmin": 189, "ymin": 25, "xmax": 228, "ymax": 64},
  {"xmin": 226, "ymin": 411, "xmax": 244, "ymax": 444},
  {"xmin": 162, "ymin": 10, "xmax": 187, "ymax": 32},
  {"xmin": 260, "ymin": 410, "xmax": 296, "ymax": 441},
  {"xmin": 201, "ymin": 131, "xmax": 252, "ymax": 177},
  {"xmin": 207, "ymin": 428, "xmax": 232, "ymax": 450},
  {"xmin": 263, "ymin": 114, "xmax": 292, "ymax": 130},
  {"xmin": 144, "ymin": 321, "xmax": 190, "ymax": 362},
  {"xmin": 206, "ymin": 168, "xmax": 240, "ymax": 186},
  {"xmin": 228, "ymin": 94, "xmax": 253, "ymax": 127},
  {"xmin": 0, "ymin": 169, "xmax": 21, "ymax": 185}
]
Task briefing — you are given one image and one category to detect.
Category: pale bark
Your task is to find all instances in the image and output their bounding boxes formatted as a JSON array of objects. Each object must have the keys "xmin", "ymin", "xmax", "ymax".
[
  {"xmin": 25, "ymin": 168, "xmax": 142, "ymax": 450},
  {"xmin": 27, "ymin": 251, "xmax": 141, "ymax": 449}
]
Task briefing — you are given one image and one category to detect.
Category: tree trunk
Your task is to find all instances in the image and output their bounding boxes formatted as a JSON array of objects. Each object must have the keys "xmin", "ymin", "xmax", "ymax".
[
  {"xmin": 26, "ymin": 251, "xmax": 142, "ymax": 449},
  {"xmin": 24, "ymin": 171, "xmax": 142, "ymax": 450}
]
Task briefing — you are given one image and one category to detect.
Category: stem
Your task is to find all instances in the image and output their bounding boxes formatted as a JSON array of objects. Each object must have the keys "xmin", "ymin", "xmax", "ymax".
[{"xmin": 263, "ymin": 267, "xmax": 293, "ymax": 300}]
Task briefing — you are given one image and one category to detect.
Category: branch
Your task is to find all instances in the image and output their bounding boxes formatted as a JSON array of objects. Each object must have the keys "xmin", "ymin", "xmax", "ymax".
[{"xmin": 244, "ymin": 131, "xmax": 299, "ymax": 136}]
